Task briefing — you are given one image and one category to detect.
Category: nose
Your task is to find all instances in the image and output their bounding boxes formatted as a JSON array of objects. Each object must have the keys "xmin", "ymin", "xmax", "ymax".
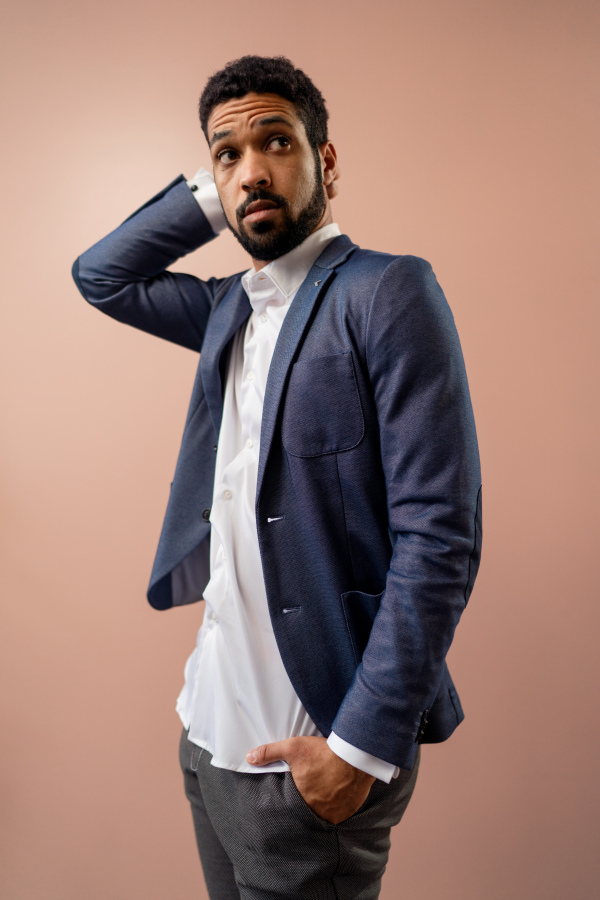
[{"xmin": 239, "ymin": 150, "xmax": 271, "ymax": 192}]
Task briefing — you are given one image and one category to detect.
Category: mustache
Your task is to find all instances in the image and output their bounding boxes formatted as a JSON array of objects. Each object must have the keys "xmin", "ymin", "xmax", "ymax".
[{"xmin": 236, "ymin": 189, "xmax": 289, "ymax": 221}]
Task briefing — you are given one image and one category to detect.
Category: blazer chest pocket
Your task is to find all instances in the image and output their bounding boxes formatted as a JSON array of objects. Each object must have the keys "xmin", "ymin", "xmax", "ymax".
[{"xmin": 282, "ymin": 351, "xmax": 365, "ymax": 457}]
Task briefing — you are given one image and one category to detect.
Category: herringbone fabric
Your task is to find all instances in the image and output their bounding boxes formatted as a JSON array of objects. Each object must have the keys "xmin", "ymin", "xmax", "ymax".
[{"xmin": 179, "ymin": 729, "xmax": 420, "ymax": 900}]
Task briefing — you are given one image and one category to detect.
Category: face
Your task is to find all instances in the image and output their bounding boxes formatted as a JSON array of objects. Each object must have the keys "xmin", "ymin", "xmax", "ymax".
[{"xmin": 207, "ymin": 93, "xmax": 331, "ymax": 262}]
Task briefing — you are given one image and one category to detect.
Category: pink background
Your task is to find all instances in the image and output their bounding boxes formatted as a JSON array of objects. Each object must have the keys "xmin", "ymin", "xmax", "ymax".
[{"xmin": 1, "ymin": 1, "xmax": 599, "ymax": 897}]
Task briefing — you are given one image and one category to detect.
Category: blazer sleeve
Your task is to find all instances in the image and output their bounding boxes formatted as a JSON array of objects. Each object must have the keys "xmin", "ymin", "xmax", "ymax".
[
  {"xmin": 72, "ymin": 175, "xmax": 228, "ymax": 352},
  {"xmin": 331, "ymin": 255, "xmax": 482, "ymax": 770}
]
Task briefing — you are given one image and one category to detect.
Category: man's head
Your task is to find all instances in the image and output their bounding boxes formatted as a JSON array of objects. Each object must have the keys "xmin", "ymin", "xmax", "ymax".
[{"xmin": 199, "ymin": 56, "xmax": 337, "ymax": 264}]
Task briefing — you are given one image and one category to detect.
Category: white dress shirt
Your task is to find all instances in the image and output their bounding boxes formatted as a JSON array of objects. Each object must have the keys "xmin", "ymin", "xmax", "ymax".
[{"xmin": 175, "ymin": 169, "xmax": 399, "ymax": 783}]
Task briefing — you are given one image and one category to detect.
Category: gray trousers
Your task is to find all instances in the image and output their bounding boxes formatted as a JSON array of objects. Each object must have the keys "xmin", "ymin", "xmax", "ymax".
[{"xmin": 179, "ymin": 729, "xmax": 420, "ymax": 900}]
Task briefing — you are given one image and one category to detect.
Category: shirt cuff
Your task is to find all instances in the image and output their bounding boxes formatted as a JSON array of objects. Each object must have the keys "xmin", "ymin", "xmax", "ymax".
[
  {"xmin": 186, "ymin": 167, "xmax": 228, "ymax": 234},
  {"xmin": 327, "ymin": 732, "xmax": 400, "ymax": 784}
]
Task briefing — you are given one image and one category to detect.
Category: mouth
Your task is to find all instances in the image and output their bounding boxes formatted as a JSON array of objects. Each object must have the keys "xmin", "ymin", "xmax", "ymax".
[{"xmin": 243, "ymin": 199, "xmax": 281, "ymax": 224}]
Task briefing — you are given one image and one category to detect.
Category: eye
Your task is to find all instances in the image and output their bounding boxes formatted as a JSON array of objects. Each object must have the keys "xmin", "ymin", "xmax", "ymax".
[
  {"xmin": 266, "ymin": 135, "xmax": 291, "ymax": 151},
  {"xmin": 216, "ymin": 148, "xmax": 239, "ymax": 165}
]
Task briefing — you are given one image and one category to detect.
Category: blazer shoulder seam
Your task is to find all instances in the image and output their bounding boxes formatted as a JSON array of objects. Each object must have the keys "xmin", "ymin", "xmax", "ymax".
[{"xmin": 363, "ymin": 255, "xmax": 406, "ymax": 359}]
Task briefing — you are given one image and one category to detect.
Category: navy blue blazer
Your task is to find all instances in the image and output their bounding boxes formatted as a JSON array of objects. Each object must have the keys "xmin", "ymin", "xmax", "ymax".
[{"xmin": 73, "ymin": 175, "xmax": 482, "ymax": 771}]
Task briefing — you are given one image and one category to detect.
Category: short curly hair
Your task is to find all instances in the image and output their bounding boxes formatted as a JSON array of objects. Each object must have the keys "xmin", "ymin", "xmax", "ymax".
[{"xmin": 199, "ymin": 55, "xmax": 329, "ymax": 149}]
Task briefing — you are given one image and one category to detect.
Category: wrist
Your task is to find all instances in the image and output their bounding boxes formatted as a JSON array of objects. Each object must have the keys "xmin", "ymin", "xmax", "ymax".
[
  {"xmin": 327, "ymin": 731, "xmax": 399, "ymax": 783},
  {"xmin": 327, "ymin": 743, "xmax": 375, "ymax": 786},
  {"xmin": 186, "ymin": 167, "xmax": 227, "ymax": 234}
]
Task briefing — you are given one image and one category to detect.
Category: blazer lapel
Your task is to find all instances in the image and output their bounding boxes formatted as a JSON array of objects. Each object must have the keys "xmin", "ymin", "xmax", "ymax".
[
  {"xmin": 257, "ymin": 235, "xmax": 357, "ymax": 498},
  {"xmin": 200, "ymin": 280, "xmax": 251, "ymax": 434}
]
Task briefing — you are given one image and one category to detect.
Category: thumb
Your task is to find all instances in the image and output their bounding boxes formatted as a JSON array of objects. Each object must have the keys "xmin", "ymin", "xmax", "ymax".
[{"xmin": 246, "ymin": 739, "xmax": 293, "ymax": 766}]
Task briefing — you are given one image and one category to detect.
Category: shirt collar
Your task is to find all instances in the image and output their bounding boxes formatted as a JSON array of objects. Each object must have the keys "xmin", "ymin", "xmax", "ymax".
[{"xmin": 241, "ymin": 223, "xmax": 341, "ymax": 315}]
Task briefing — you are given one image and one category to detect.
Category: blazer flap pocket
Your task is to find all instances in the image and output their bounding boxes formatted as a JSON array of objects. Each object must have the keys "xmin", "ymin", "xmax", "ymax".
[{"xmin": 282, "ymin": 351, "xmax": 364, "ymax": 457}]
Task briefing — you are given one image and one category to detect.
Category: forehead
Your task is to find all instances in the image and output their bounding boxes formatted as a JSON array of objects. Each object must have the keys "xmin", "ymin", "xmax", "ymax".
[{"xmin": 207, "ymin": 92, "xmax": 303, "ymax": 139}]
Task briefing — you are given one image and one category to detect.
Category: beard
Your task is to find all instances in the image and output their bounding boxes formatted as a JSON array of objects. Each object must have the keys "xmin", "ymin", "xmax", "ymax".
[{"xmin": 225, "ymin": 151, "xmax": 326, "ymax": 261}]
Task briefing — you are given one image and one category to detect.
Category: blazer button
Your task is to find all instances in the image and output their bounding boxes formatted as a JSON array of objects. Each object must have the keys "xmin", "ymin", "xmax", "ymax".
[{"xmin": 202, "ymin": 508, "xmax": 211, "ymax": 522}]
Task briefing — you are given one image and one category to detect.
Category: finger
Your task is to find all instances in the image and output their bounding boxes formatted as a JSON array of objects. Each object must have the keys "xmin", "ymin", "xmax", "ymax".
[{"xmin": 246, "ymin": 739, "xmax": 293, "ymax": 766}]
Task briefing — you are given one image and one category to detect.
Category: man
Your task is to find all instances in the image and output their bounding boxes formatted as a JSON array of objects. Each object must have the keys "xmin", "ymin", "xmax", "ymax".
[{"xmin": 73, "ymin": 56, "xmax": 482, "ymax": 900}]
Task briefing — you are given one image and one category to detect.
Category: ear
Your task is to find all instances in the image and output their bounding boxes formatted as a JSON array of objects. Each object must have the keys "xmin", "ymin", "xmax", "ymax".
[{"xmin": 319, "ymin": 141, "xmax": 339, "ymax": 199}]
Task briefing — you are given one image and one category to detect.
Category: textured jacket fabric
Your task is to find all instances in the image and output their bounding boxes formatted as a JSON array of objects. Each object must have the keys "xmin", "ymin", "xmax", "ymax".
[{"xmin": 72, "ymin": 175, "xmax": 482, "ymax": 771}]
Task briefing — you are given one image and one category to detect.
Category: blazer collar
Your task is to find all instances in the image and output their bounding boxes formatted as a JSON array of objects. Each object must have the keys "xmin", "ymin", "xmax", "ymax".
[{"xmin": 312, "ymin": 233, "xmax": 356, "ymax": 270}]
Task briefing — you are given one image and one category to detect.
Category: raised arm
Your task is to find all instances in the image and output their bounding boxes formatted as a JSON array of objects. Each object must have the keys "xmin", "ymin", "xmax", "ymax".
[{"xmin": 72, "ymin": 171, "xmax": 230, "ymax": 352}]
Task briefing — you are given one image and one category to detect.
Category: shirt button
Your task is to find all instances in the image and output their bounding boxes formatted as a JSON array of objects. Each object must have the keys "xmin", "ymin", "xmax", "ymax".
[
  {"xmin": 246, "ymin": 371, "xmax": 254, "ymax": 381},
  {"xmin": 210, "ymin": 612, "xmax": 218, "ymax": 623},
  {"xmin": 260, "ymin": 312, "xmax": 267, "ymax": 322},
  {"xmin": 220, "ymin": 549, "xmax": 225, "ymax": 560},
  {"xmin": 246, "ymin": 438, "xmax": 253, "ymax": 449},
  {"xmin": 223, "ymin": 489, "xmax": 232, "ymax": 500}
]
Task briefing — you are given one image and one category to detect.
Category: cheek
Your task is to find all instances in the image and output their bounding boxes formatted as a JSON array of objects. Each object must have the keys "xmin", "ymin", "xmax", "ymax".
[{"xmin": 288, "ymin": 160, "xmax": 319, "ymax": 210}]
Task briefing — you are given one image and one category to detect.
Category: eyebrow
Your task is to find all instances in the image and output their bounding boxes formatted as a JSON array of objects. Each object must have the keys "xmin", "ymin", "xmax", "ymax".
[
  {"xmin": 256, "ymin": 115, "xmax": 294, "ymax": 128},
  {"xmin": 210, "ymin": 129, "xmax": 233, "ymax": 147},
  {"xmin": 209, "ymin": 115, "xmax": 294, "ymax": 147}
]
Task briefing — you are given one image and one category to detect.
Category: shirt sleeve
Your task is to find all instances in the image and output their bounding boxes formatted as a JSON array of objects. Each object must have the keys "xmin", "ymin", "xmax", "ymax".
[
  {"xmin": 186, "ymin": 167, "xmax": 228, "ymax": 234},
  {"xmin": 327, "ymin": 732, "xmax": 400, "ymax": 783}
]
